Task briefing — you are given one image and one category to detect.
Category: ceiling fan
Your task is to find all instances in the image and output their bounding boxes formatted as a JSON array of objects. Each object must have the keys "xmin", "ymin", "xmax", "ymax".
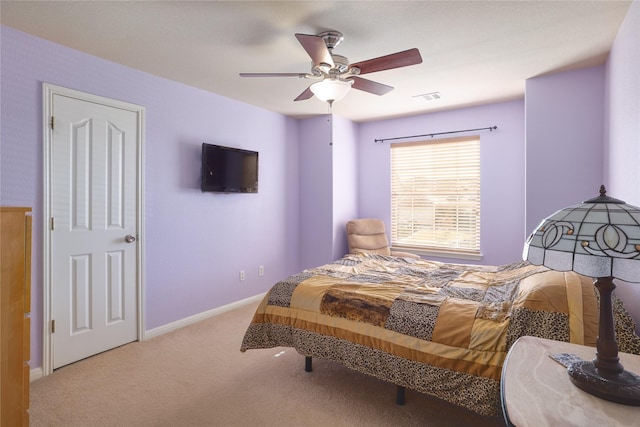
[{"xmin": 239, "ymin": 31, "xmax": 423, "ymax": 104}]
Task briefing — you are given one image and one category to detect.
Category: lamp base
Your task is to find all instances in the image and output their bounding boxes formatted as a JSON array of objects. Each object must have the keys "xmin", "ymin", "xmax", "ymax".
[{"xmin": 568, "ymin": 360, "xmax": 640, "ymax": 406}]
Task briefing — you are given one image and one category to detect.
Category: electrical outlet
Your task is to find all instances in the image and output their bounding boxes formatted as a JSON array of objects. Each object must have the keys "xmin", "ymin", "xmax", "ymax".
[
  {"xmin": 259, "ymin": 266, "xmax": 264, "ymax": 277},
  {"xmin": 240, "ymin": 270, "xmax": 245, "ymax": 281}
]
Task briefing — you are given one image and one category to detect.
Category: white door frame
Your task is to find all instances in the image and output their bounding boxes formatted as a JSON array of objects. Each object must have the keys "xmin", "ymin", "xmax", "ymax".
[{"xmin": 42, "ymin": 83, "xmax": 146, "ymax": 376}]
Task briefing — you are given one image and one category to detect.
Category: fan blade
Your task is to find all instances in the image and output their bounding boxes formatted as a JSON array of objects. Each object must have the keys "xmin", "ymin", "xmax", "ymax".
[
  {"xmin": 294, "ymin": 86, "xmax": 314, "ymax": 102},
  {"xmin": 349, "ymin": 48, "xmax": 422, "ymax": 75},
  {"xmin": 295, "ymin": 33, "xmax": 334, "ymax": 68},
  {"xmin": 349, "ymin": 76, "xmax": 394, "ymax": 96},
  {"xmin": 240, "ymin": 73, "xmax": 307, "ymax": 78}
]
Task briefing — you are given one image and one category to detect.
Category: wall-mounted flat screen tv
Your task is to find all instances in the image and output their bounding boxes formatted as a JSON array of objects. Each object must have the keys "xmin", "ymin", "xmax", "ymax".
[{"xmin": 201, "ymin": 143, "xmax": 259, "ymax": 193}]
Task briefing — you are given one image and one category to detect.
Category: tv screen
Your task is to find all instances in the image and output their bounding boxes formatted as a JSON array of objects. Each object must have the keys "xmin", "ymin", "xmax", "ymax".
[{"xmin": 201, "ymin": 143, "xmax": 259, "ymax": 193}]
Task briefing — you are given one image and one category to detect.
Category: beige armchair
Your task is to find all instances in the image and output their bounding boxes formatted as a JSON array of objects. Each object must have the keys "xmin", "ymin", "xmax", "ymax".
[{"xmin": 346, "ymin": 219, "xmax": 420, "ymax": 259}]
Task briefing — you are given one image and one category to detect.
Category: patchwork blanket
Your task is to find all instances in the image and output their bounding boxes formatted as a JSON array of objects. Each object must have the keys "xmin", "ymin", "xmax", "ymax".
[{"xmin": 241, "ymin": 253, "xmax": 640, "ymax": 416}]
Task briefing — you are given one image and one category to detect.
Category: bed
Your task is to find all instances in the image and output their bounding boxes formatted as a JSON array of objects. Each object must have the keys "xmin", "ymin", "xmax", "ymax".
[{"xmin": 240, "ymin": 253, "xmax": 640, "ymax": 416}]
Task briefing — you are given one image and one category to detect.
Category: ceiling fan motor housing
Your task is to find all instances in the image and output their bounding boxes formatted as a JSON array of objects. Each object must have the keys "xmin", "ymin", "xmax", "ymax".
[{"xmin": 331, "ymin": 54, "xmax": 350, "ymax": 74}]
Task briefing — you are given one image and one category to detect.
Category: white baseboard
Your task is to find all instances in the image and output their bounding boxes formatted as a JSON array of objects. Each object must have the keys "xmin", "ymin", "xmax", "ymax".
[
  {"xmin": 143, "ymin": 292, "xmax": 265, "ymax": 340},
  {"xmin": 31, "ymin": 366, "xmax": 44, "ymax": 382},
  {"xmin": 30, "ymin": 292, "xmax": 265, "ymax": 381}
]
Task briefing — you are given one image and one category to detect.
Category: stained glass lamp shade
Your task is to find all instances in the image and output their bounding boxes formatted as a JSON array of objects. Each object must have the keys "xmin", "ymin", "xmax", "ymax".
[{"xmin": 523, "ymin": 185, "xmax": 640, "ymax": 405}]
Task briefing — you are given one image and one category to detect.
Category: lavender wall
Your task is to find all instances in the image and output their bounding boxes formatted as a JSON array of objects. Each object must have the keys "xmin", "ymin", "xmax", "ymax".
[
  {"xmin": 297, "ymin": 114, "xmax": 359, "ymax": 267},
  {"xmin": 606, "ymin": 0, "xmax": 640, "ymax": 206},
  {"xmin": 1, "ymin": 26, "xmax": 301, "ymax": 369},
  {"xmin": 524, "ymin": 66, "xmax": 605, "ymax": 234},
  {"xmin": 298, "ymin": 116, "xmax": 333, "ymax": 270},
  {"xmin": 357, "ymin": 100, "xmax": 527, "ymax": 266},
  {"xmin": 331, "ymin": 115, "xmax": 359, "ymax": 261},
  {"xmin": 605, "ymin": 0, "xmax": 640, "ymax": 332}
]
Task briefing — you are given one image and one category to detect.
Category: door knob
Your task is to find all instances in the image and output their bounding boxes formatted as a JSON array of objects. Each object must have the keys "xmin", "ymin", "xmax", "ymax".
[{"xmin": 124, "ymin": 234, "xmax": 136, "ymax": 243}]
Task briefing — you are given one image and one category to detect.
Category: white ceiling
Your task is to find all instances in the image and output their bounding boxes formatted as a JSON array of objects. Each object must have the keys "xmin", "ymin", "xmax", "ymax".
[{"xmin": 0, "ymin": 1, "xmax": 632, "ymax": 122}]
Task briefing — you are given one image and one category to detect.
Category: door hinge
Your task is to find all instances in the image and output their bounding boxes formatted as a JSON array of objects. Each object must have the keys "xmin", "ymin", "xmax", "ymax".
[
  {"xmin": 51, "ymin": 319, "xmax": 55, "ymax": 333},
  {"xmin": 50, "ymin": 116, "xmax": 55, "ymax": 130},
  {"xmin": 51, "ymin": 217, "xmax": 55, "ymax": 230}
]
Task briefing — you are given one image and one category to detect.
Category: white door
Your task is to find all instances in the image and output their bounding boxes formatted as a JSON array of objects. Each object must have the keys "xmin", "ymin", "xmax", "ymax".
[{"xmin": 47, "ymin": 87, "xmax": 143, "ymax": 369}]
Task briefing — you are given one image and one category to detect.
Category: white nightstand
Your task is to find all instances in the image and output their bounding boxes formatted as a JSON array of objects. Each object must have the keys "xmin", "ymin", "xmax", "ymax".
[{"xmin": 501, "ymin": 336, "xmax": 640, "ymax": 427}]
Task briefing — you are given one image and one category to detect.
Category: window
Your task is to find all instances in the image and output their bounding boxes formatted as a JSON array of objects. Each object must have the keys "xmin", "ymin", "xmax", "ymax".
[{"xmin": 390, "ymin": 136, "xmax": 481, "ymax": 259}]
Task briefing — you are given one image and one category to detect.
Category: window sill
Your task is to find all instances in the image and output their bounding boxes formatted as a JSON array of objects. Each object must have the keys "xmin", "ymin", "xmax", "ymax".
[{"xmin": 391, "ymin": 247, "xmax": 483, "ymax": 261}]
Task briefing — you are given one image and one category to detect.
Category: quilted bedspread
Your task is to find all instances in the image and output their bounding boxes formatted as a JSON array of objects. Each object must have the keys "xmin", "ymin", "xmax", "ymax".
[{"xmin": 240, "ymin": 253, "xmax": 639, "ymax": 416}]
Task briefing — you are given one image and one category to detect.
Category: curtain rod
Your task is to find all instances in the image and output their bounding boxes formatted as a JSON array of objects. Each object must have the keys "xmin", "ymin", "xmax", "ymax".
[{"xmin": 374, "ymin": 125, "xmax": 497, "ymax": 143}]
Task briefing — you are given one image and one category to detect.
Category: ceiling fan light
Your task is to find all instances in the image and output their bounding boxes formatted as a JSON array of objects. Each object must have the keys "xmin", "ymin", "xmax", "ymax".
[{"xmin": 310, "ymin": 78, "xmax": 353, "ymax": 103}]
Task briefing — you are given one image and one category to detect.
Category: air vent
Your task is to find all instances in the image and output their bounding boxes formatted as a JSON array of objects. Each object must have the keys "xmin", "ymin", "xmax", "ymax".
[{"xmin": 414, "ymin": 92, "xmax": 442, "ymax": 102}]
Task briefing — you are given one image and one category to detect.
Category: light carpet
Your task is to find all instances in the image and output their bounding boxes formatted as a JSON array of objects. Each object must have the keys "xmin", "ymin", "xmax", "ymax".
[{"xmin": 30, "ymin": 300, "xmax": 504, "ymax": 426}]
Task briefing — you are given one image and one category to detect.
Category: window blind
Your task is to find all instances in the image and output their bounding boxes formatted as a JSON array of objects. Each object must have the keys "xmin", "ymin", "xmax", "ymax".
[{"xmin": 390, "ymin": 136, "xmax": 481, "ymax": 256}]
